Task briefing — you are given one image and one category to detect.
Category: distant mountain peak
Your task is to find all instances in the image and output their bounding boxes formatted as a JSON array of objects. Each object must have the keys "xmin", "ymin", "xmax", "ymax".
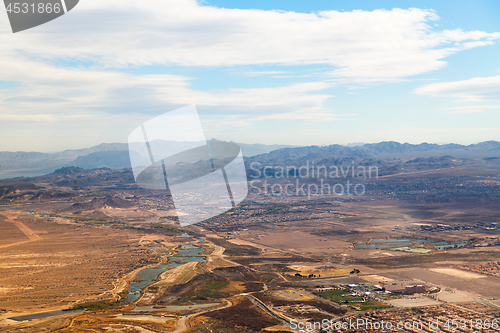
[{"xmin": 53, "ymin": 166, "xmax": 84, "ymax": 175}]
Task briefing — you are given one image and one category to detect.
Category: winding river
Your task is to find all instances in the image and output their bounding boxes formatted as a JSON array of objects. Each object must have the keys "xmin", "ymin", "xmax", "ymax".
[
  {"xmin": 122, "ymin": 243, "xmax": 206, "ymax": 303},
  {"xmin": 7, "ymin": 242, "xmax": 206, "ymax": 322}
]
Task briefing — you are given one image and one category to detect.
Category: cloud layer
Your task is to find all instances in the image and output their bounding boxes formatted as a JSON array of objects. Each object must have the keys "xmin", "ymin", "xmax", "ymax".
[
  {"xmin": 0, "ymin": 0, "xmax": 499, "ymax": 150},
  {"xmin": 3, "ymin": 1, "xmax": 499, "ymax": 77},
  {"xmin": 415, "ymin": 75, "xmax": 500, "ymax": 102}
]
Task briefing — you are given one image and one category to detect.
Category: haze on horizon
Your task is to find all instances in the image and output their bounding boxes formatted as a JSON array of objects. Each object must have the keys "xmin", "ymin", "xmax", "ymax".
[{"xmin": 3, "ymin": 139, "xmax": 500, "ymax": 155}]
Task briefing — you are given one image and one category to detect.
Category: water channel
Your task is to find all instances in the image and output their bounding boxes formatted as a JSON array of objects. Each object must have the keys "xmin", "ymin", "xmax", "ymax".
[
  {"xmin": 122, "ymin": 242, "xmax": 206, "ymax": 303},
  {"xmin": 7, "ymin": 240, "xmax": 206, "ymax": 321}
]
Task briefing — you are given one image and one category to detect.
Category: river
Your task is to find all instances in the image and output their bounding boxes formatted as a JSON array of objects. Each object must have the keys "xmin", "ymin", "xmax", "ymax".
[{"xmin": 122, "ymin": 242, "xmax": 206, "ymax": 303}]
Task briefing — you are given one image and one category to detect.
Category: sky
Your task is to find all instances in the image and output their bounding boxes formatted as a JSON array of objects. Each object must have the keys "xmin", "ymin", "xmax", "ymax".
[{"xmin": 0, "ymin": 0, "xmax": 500, "ymax": 152}]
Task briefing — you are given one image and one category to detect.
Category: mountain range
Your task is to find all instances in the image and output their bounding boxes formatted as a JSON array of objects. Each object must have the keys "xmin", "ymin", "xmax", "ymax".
[
  {"xmin": 2, "ymin": 140, "xmax": 500, "ymax": 179},
  {"xmin": 0, "ymin": 141, "xmax": 293, "ymax": 178}
]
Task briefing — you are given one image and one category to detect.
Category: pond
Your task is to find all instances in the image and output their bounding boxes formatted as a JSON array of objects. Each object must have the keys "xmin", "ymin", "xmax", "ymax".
[
  {"xmin": 122, "ymin": 243, "xmax": 206, "ymax": 304},
  {"xmin": 355, "ymin": 238, "xmax": 468, "ymax": 251}
]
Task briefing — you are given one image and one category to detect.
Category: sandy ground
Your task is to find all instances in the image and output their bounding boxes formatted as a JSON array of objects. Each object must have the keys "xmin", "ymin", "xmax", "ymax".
[
  {"xmin": 104, "ymin": 324, "xmax": 158, "ymax": 333},
  {"xmin": 229, "ymin": 238, "xmax": 283, "ymax": 256},
  {"xmin": 0, "ymin": 213, "xmax": 41, "ymax": 249},
  {"xmin": 204, "ymin": 241, "xmax": 238, "ymax": 271},
  {"xmin": 156, "ymin": 261, "xmax": 201, "ymax": 287},
  {"xmin": 0, "ymin": 212, "xmax": 152, "ymax": 313},
  {"xmin": 114, "ymin": 314, "xmax": 175, "ymax": 323},
  {"xmin": 429, "ymin": 268, "xmax": 486, "ymax": 280},
  {"xmin": 383, "ymin": 269, "xmax": 500, "ymax": 300},
  {"xmin": 344, "ymin": 248, "xmax": 411, "ymax": 260},
  {"xmin": 389, "ymin": 296, "xmax": 441, "ymax": 307},
  {"xmin": 0, "ymin": 319, "xmax": 19, "ymax": 327},
  {"xmin": 275, "ymin": 290, "xmax": 314, "ymax": 301},
  {"xmin": 360, "ymin": 274, "xmax": 396, "ymax": 284},
  {"xmin": 240, "ymin": 231, "xmax": 352, "ymax": 255},
  {"xmin": 288, "ymin": 264, "xmax": 320, "ymax": 271},
  {"xmin": 172, "ymin": 300, "xmax": 232, "ymax": 333},
  {"xmin": 436, "ymin": 289, "xmax": 476, "ymax": 303},
  {"xmin": 264, "ymin": 325, "xmax": 296, "ymax": 332}
]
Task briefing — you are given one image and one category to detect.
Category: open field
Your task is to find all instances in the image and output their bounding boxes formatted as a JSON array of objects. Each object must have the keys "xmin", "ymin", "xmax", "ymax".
[
  {"xmin": 54, "ymin": 311, "xmax": 177, "ymax": 332},
  {"xmin": 382, "ymin": 269, "xmax": 500, "ymax": 300},
  {"xmin": 190, "ymin": 296, "xmax": 281, "ymax": 333},
  {"xmin": 275, "ymin": 290, "xmax": 314, "ymax": 301},
  {"xmin": 315, "ymin": 289, "xmax": 365, "ymax": 303},
  {"xmin": 157, "ymin": 265, "xmax": 267, "ymax": 305},
  {"xmin": 388, "ymin": 296, "xmax": 441, "ymax": 307},
  {"xmin": 287, "ymin": 264, "xmax": 352, "ymax": 277},
  {"xmin": 0, "ymin": 222, "xmax": 29, "ymax": 246},
  {"xmin": 155, "ymin": 261, "xmax": 202, "ymax": 287},
  {"xmin": 239, "ymin": 230, "xmax": 352, "ymax": 255},
  {"xmin": 429, "ymin": 268, "xmax": 487, "ymax": 279},
  {"xmin": 436, "ymin": 289, "xmax": 476, "ymax": 303},
  {"xmin": 360, "ymin": 274, "xmax": 395, "ymax": 284},
  {"xmin": 0, "ymin": 213, "xmax": 40, "ymax": 248},
  {"xmin": 2, "ymin": 163, "xmax": 500, "ymax": 331},
  {"xmin": 315, "ymin": 289, "xmax": 391, "ymax": 311},
  {"xmin": 0, "ymin": 212, "xmax": 154, "ymax": 314},
  {"xmin": 253, "ymin": 290, "xmax": 348, "ymax": 322}
]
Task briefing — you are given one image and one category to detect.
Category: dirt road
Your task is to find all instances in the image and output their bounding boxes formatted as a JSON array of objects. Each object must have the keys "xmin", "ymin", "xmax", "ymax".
[
  {"xmin": 0, "ymin": 213, "xmax": 40, "ymax": 249},
  {"xmin": 172, "ymin": 300, "xmax": 233, "ymax": 333}
]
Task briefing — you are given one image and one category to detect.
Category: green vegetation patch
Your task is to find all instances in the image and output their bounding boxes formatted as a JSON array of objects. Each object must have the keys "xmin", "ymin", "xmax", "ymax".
[
  {"xmin": 315, "ymin": 289, "xmax": 390, "ymax": 311},
  {"xmin": 171, "ymin": 278, "xmax": 233, "ymax": 302},
  {"xmin": 72, "ymin": 301, "xmax": 117, "ymax": 310},
  {"xmin": 315, "ymin": 289, "xmax": 363, "ymax": 303},
  {"xmin": 158, "ymin": 266, "xmax": 267, "ymax": 304},
  {"xmin": 205, "ymin": 280, "xmax": 230, "ymax": 290},
  {"xmin": 350, "ymin": 300, "xmax": 391, "ymax": 311}
]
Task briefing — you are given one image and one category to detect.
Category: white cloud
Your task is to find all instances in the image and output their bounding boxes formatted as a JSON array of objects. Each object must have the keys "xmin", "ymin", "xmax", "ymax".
[
  {"xmin": 445, "ymin": 105, "xmax": 500, "ymax": 114},
  {"xmin": 0, "ymin": 58, "xmax": 334, "ymax": 114},
  {"xmin": 214, "ymin": 108, "xmax": 354, "ymax": 128},
  {"xmin": 0, "ymin": 0, "xmax": 499, "ymax": 150},
  {"xmin": 0, "ymin": 1, "xmax": 496, "ymax": 118},
  {"xmin": 0, "ymin": 1, "xmax": 498, "ymax": 80},
  {"xmin": 229, "ymin": 70, "xmax": 288, "ymax": 77},
  {"xmin": 415, "ymin": 75, "xmax": 500, "ymax": 101}
]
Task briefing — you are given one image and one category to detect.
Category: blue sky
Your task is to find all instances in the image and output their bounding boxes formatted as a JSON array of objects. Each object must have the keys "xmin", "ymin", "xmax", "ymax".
[
  {"xmin": 0, "ymin": 0, "xmax": 500, "ymax": 151},
  {"xmin": 207, "ymin": 0, "xmax": 500, "ymax": 30}
]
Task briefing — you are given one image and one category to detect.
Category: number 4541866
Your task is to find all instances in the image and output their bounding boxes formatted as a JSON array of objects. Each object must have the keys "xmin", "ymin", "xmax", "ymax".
[{"xmin": 6, "ymin": 2, "xmax": 62, "ymax": 14}]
